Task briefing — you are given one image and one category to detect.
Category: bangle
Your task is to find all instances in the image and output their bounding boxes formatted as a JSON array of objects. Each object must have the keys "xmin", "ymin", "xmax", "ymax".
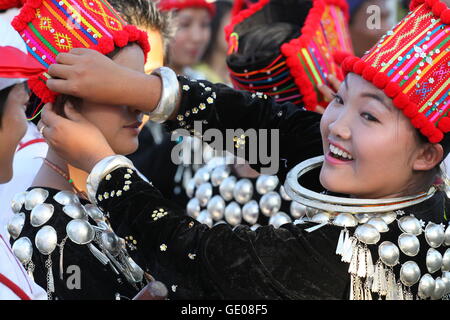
[{"xmin": 146, "ymin": 67, "xmax": 180, "ymax": 123}]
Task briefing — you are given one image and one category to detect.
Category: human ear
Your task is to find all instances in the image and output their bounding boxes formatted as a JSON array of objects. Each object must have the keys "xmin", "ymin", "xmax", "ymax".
[{"xmin": 412, "ymin": 143, "xmax": 444, "ymax": 171}]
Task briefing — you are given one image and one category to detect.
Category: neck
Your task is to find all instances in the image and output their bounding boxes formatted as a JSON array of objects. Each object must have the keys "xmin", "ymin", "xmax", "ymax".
[
  {"xmin": 207, "ymin": 50, "xmax": 230, "ymax": 83},
  {"xmin": 32, "ymin": 148, "xmax": 89, "ymax": 195},
  {"xmin": 168, "ymin": 62, "xmax": 184, "ymax": 76}
]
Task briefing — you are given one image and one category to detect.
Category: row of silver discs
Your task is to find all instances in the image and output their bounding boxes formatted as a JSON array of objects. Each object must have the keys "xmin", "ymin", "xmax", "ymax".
[
  {"xmin": 8, "ymin": 188, "xmax": 144, "ymax": 288},
  {"xmin": 184, "ymin": 162, "xmax": 309, "ymax": 229}
]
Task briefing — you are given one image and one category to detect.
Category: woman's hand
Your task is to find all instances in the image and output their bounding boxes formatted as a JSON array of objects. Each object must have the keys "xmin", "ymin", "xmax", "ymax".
[
  {"xmin": 38, "ymin": 102, "xmax": 115, "ymax": 172},
  {"xmin": 46, "ymin": 48, "xmax": 162, "ymax": 113},
  {"xmin": 316, "ymin": 74, "xmax": 342, "ymax": 114}
]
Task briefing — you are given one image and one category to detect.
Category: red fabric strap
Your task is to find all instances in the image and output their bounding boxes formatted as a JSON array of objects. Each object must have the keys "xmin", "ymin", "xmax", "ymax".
[
  {"xmin": 0, "ymin": 273, "xmax": 31, "ymax": 300},
  {"xmin": 17, "ymin": 138, "xmax": 46, "ymax": 152}
]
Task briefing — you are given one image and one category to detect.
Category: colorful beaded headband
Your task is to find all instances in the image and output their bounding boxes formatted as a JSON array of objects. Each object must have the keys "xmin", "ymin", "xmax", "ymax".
[
  {"xmin": 225, "ymin": 0, "xmax": 353, "ymax": 111},
  {"xmin": 341, "ymin": 0, "xmax": 450, "ymax": 143},
  {"xmin": 157, "ymin": 0, "xmax": 216, "ymax": 16},
  {"xmin": 1, "ymin": 0, "xmax": 150, "ymax": 108}
]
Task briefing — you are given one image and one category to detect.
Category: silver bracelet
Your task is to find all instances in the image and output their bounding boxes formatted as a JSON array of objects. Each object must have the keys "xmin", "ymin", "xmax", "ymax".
[{"xmin": 146, "ymin": 66, "xmax": 180, "ymax": 123}]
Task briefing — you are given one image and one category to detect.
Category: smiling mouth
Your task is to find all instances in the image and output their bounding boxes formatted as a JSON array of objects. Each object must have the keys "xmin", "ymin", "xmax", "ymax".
[
  {"xmin": 124, "ymin": 122, "xmax": 142, "ymax": 129},
  {"xmin": 328, "ymin": 143, "xmax": 354, "ymax": 161}
]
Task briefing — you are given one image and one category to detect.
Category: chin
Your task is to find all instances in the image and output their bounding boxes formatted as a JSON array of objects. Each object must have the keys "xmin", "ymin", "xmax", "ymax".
[
  {"xmin": 319, "ymin": 168, "xmax": 353, "ymax": 195},
  {"xmin": 0, "ymin": 168, "xmax": 13, "ymax": 184}
]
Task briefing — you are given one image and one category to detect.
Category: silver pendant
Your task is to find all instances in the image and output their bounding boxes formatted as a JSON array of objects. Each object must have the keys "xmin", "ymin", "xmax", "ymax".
[
  {"xmin": 12, "ymin": 237, "xmax": 33, "ymax": 264},
  {"xmin": 400, "ymin": 261, "xmax": 421, "ymax": 287},
  {"xmin": 219, "ymin": 176, "xmax": 236, "ymax": 201},
  {"xmin": 255, "ymin": 175, "xmax": 279, "ymax": 195},
  {"xmin": 418, "ymin": 273, "xmax": 435, "ymax": 299},
  {"xmin": 398, "ymin": 215, "xmax": 422, "ymax": 236},
  {"xmin": 210, "ymin": 165, "xmax": 230, "ymax": 186},
  {"xmin": 25, "ymin": 188, "xmax": 49, "ymax": 211},
  {"xmin": 197, "ymin": 210, "xmax": 213, "ymax": 228},
  {"xmin": 378, "ymin": 241, "xmax": 399, "ymax": 267},
  {"xmin": 101, "ymin": 231, "xmax": 122, "ymax": 256},
  {"xmin": 84, "ymin": 204, "xmax": 105, "ymax": 222},
  {"xmin": 279, "ymin": 185, "xmax": 292, "ymax": 201},
  {"xmin": 398, "ymin": 233, "xmax": 420, "ymax": 256},
  {"xmin": 35, "ymin": 225, "xmax": 58, "ymax": 255},
  {"xmin": 224, "ymin": 201, "xmax": 242, "ymax": 226},
  {"xmin": 354, "ymin": 224, "xmax": 380, "ymax": 245},
  {"xmin": 355, "ymin": 214, "xmax": 372, "ymax": 224},
  {"xmin": 367, "ymin": 217, "xmax": 389, "ymax": 233},
  {"xmin": 62, "ymin": 203, "xmax": 87, "ymax": 220},
  {"xmin": 242, "ymin": 200, "xmax": 259, "ymax": 225},
  {"xmin": 445, "ymin": 224, "xmax": 450, "ymax": 246},
  {"xmin": 269, "ymin": 212, "xmax": 292, "ymax": 229},
  {"xmin": 259, "ymin": 191, "xmax": 281, "ymax": 217},
  {"xmin": 442, "ymin": 272, "xmax": 450, "ymax": 295},
  {"xmin": 426, "ymin": 248, "xmax": 443, "ymax": 274},
  {"xmin": 195, "ymin": 182, "xmax": 213, "ymax": 207},
  {"xmin": 311, "ymin": 212, "xmax": 331, "ymax": 224},
  {"xmin": 431, "ymin": 277, "xmax": 446, "ymax": 300},
  {"xmin": 126, "ymin": 256, "xmax": 144, "ymax": 283},
  {"xmin": 376, "ymin": 211, "xmax": 397, "ymax": 225},
  {"xmin": 333, "ymin": 213, "xmax": 358, "ymax": 228},
  {"xmin": 233, "ymin": 179, "xmax": 254, "ymax": 204},
  {"xmin": 193, "ymin": 167, "xmax": 210, "ymax": 186},
  {"xmin": 290, "ymin": 202, "xmax": 308, "ymax": 219},
  {"xmin": 66, "ymin": 219, "xmax": 95, "ymax": 245},
  {"xmin": 185, "ymin": 178, "xmax": 196, "ymax": 198},
  {"xmin": 30, "ymin": 203, "xmax": 54, "ymax": 227},
  {"xmin": 7, "ymin": 212, "xmax": 25, "ymax": 239},
  {"xmin": 53, "ymin": 191, "xmax": 80, "ymax": 206},
  {"xmin": 425, "ymin": 222, "xmax": 445, "ymax": 248},
  {"xmin": 186, "ymin": 198, "xmax": 201, "ymax": 218},
  {"xmin": 442, "ymin": 248, "xmax": 450, "ymax": 272},
  {"xmin": 206, "ymin": 195, "xmax": 225, "ymax": 221},
  {"xmin": 11, "ymin": 192, "xmax": 27, "ymax": 213}
]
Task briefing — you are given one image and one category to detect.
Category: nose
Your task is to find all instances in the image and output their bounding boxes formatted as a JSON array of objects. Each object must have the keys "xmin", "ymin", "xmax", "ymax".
[{"xmin": 328, "ymin": 110, "xmax": 352, "ymax": 141}]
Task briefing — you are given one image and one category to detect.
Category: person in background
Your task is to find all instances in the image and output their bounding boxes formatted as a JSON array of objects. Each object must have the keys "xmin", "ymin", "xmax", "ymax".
[
  {"xmin": 158, "ymin": 0, "xmax": 214, "ymax": 79},
  {"xmin": 193, "ymin": 0, "xmax": 232, "ymax": 85}
]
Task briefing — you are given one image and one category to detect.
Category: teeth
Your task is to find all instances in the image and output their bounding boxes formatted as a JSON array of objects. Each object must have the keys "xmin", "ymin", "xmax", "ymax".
[{"xmin": 330, "ymin": 144, "xmax": 353, "ymax": 160}]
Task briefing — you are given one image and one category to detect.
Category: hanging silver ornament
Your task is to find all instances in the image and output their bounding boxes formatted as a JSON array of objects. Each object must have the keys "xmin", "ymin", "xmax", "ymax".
[
  {"xmin": 250, "ymin": 224, "xmax": 261, "ymax": 231},
  {"xmin": 30, "ymin": 203, "xmax": 54, "ymax": 227},
  {"xmin": 101, "ymin": 231, "xmax": 121, "ymax": 256},
  {"xmin": 398, "ymin": 215, "xmax": 422, "ymax": 236},
  {"xmin": 197, "ymin": 210, "xmax": 213, "ymax": 228},
  {"xmin": 280, "ymin": 185, "xmax": 292, "ymax": 201},
  {"xmin": 195, "ymin": 182, "xmax": 213, "ymax": 207},
  {"xmin": 425, "ymin": 222, "xmax": 445, "ymax": 248},
  {"xmin": 442, "ymin": 272, "xmax": 450, "ymax": 295},
  {"xmin": 66, "ymin": 219, "xmax": 95, "ymax": 245},
  {"xmin": 354, "ymin": 224, "xmax": 380, "ymax": 245},
  {"xmin": 233, "ymin": 179, "xmax": 254, "ymax": 204},
  {"xmin": 53, "ymin": 191, "xmax": 80, "ymax": 206},
  {"xmin": 84, "ymin": 204, "xmax": 105, "ymax": 222},
  {"xmin": 187, "ymin": 198, "xmax": 201, "ymax": 218},
  {"xmin": 376, "ymin": 211, "xmax": 397, "ymax": 225},
  {"xmin": 256, "ymin": 175, "xmax": 279, "ymax": 195},
  {"xmin": 418, "ymin": 273, "xmax": 435, "ymax": 299},
  {"xmin": 378, "ymin": 241, "xmax": 400, "ymax": 267},
  {"xmin": 193, "ymin": 167, "xmax": 210, "ymax": 186},
  {"xmin": 311, "ymin": 212, "xmax": 331, "ymax": 224},
  {"xmin": 12, "ymin": 237, "xmax": 33, "ymax": 264},
  {"xmin": 355, "ymin": 213, "xmax": 372, "ymax": 224},
  {"xmin": 242, "ymin": 200, "xmax": 259, "ymax": 225},
  {"xmin": 211, "ymin": 166, "xmax": 230, "ymax": 187},
  {"xmin": 259, "ymin": 191, "xmax": 282, "ymax": 217},
  {"xmin": 333, "ymin": 213, "xmax": 358, "ymax": 228},
  {"xmin": 25, "ymin": 188, "xmax": 49, "ymax": 211},
  {"xmin": 11, "ymin": 192, "xmax": 27, "ymax": 213},
  {"xmin": 426, "ymin": 248, "xmax": 443, "ymax": 274},
  {"xmin": 7, "ymin": 212, "xmax": 25, "ymax": 240},
  {"xmin": 444, "ymin": 225, "xmax": 450, "ymax": 246},
  {"xmin": 269, "ymin": 212, "xmax": 292, "ymax": 229},
  {"xmin": 398, "ymin": 233, "xmax": 420, "ymax": 256},
  {"xmin": 224, "ymin": 202, "xmax": 242, "ymax": 226},
  {"xmin": 431, "ymin": 277, "xmax": 446, "ymax": 300},
  {"xmin": 126, "ymin": 256, "xmax": 144, "ymax": 283},
  {"xmin": 185, "ymin": 179, "xmax": 196, "ymax": 198},
  {"xmin": 62, "ymin": 204, "xmax": 87, "ymax": 220},
  {"xmin": 290, "ymin": 202, "xmax": 308, "ymax": 219},
  {"xmin": 400, "ymin": 261, "xmax": 421, "ymax": 287},
  {"xmin": 219, "ymin": 176, "xmax": 237, "ymax": 201},
  {"xmin": 35, "ymin": 225, "xmax": 58, "ymax": 255},
  {"xmin": 442, "ymin": 248, "xmax": 450, "ymax": 272},
  {"xmin": 207, "ymin": 195, "xmax": 225, "ymax": 221},
  {"xmin": 367, "ymin": 217, "xmax": 389, "ymax": 233}
]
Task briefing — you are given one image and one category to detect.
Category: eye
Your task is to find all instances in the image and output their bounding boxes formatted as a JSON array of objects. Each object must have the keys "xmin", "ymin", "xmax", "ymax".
[
  {"xmin": 361, "ymin": 112, "xmax": 379, "ymax": 122},
  {"xmin": 332, "ymin": 94, "xmax": 344, "ymax": 105}
]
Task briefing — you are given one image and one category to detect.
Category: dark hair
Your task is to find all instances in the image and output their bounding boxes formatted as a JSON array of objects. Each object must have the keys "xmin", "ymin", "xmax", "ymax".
[
  {"xmin": 0, "ymin": 85, "xmax": 14, "ymax": 128},
  {"xmin": 201, "ymin": 0, "xmax": 232, "ymax": 63}
]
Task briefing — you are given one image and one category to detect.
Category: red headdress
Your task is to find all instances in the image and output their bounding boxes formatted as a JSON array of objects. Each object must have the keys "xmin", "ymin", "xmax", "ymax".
[
  {"xmin": 341, "ymin": 0, "xmax": 450, "ymax": 143},
  {"xmin": 225, "ymin": 0, "xmax": 353, "ymax": 111},
  {"xmin": 1, "ymin": 0, "xmax": 150, "ymax": 106},
  {"xmin": 157, "ymin": 0, "xmax": 216, "ymax": 16}
]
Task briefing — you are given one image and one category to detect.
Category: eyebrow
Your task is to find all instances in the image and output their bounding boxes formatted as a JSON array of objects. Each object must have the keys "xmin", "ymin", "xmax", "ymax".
[{"xmin": 360, "ymin": 93, "xmax": 393, "ymax": 112}]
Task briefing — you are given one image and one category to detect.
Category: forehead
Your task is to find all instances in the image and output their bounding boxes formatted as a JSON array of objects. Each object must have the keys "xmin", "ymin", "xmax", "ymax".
[
  {"xmin": 176, "ymin": 8, "xmax": 210, "ymax": 20},
  {"xmin": 112, "ymin": 44, "xmax": 145, "ymax": 73}
]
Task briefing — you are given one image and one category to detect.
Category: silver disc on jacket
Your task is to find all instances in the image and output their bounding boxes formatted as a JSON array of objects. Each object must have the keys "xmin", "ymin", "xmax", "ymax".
[
  {"xmin": 11, "ymin": 192, "xmax": 27, "ymax": 213},
  {"xmin": 197, "ymin": 210, "xmax": 213, "ymax": 228},
  {"xmin": 426, "ymin": 248, "xmax": 443, "ymax": 274},
  {"xmin": 35, "ymin": 225, "xmax": 58, "ymax": 255},
  {"xmin": 425, "ymin": 222, "xmax": 445, "ymax": 248},
  {"xmin": 219, "ymin": 176, "xmax": 236, "ymax": 201},
  {"xmin": 400, "ymin": 261, "xmax": 421, "ymax": 287},
  {"xmin": 290, "ymin": 202, "xmax": 308, "ymax": 220},
  {"xmin": 242, "ymin": 200, "xmax": 259, "ymax": 225},
  {"xmin": 354, "ymin": 224, "xmax": 380, "ymax": 245},
  {"xmin": 53, "ymin": 191, "xmax": 80, "ymax": 206},
  {"xmin": 63, "ymin": 203, "xmax": 87, "ymax": 220},
  {"xmin": 224, "ymin": 202, "xmax": 242, "ymax": 226},
  {"xmin": 206, "ymin": 195, "xmax": 226, "ymax": 221},
  {"xmin": 398, "ymin": 215, "xmax": 423, "ymax": 236},
  {"xmin": 195, "ymin": 183, "xmax": 213, "ymax": 207},
  {"xmin": 187, "ymin": 198, "xmax": 201, "ymax": 218},
  {"xmin": 210, "ymin": 166, "xmax": 230, "ymax": 187},
  {"xmin": 233, "ymin": 179, "xmax": 254, "ymax": 204},
  {"xmin": 30, "ymin": 203, "xmax": 54, "ymax": 227},
  {"xmin": 7, "ymin": 212, "xmax": 25, "ymax": 240},
  {"xmin": 66, "ymin": 219, "xmax": 95, "ymax": 245},
  {"xmin": 12, "ymin": 237, "xmax": 33, "ymax": 264},
  {"xmin": 418, "ymin": 273, "xmax": 435, "ymax": 299},
  {"xmin": 398, "ymin": 233, "xmax": 420, "ymax": 257},
  {"xmin": 269, "ymin": 212, "xmax": 292, "ymax": 229},
  {"xmin": 259, "ymin": 191, "xmax": 281, "ymax": 217},
  {"xmin": 378, "ymin": 241, "xmax": 400, "ymax": 267},
  {"xmin": 256, "ymin": 175, "xmax": 279, "ymax": 195},
  {"xmin": 25, "ymin": 188, "xmax": 49, "ymax": 211}
]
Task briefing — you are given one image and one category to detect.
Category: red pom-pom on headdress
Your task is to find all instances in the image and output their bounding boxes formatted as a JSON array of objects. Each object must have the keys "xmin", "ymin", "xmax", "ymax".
[{"xmin": 438, "ymin": 117, "xmax": 450, "ymax": 133}]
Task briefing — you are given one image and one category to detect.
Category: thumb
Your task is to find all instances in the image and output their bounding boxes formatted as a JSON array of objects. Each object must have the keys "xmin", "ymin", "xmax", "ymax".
[{"xmin": 64, "ymin": 102, "xmax": 84, "ymax": 122}]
